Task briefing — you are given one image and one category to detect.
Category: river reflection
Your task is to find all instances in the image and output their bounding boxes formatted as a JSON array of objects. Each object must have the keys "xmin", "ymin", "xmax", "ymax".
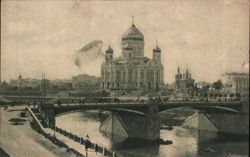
[{"xmin": 56, "ymin": 111, "xmax": 248, "ymax": 157}]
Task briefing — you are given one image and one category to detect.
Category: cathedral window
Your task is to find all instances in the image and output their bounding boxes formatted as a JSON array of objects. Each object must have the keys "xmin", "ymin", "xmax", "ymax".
[
  {"xmin": 117, "ymin": 71, "xmax": 121, "ymax": 81},
  {"xmin": 141, "ymin": 71, "xmax": 144, "ymax": 81},
  {"xmin": 156, "ymin": 71, "xmax": 160, "ymax": 82},
  {"xmin": 128, "ymin": 70, "xmax": 132, "ymax": 82},
  {"xmin": 124, "ymin": 70, "xmax": 126, "ymax": 82},
  {"xmin": 147, "ymin": 69, "xmax": 154, "ymax": 82},
  {"xmin": 134, "ymin": 70, "xmax": 138, "ymax": 82}
]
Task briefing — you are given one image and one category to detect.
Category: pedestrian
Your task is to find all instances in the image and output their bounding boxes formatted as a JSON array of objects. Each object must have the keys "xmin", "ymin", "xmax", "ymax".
[
  {"xmin": 94, "ymin": 144, "xmax": 98, "ymax": 155},
  {"xmin": 85, "ymin": 134, "xmax": 90, "ymax": 157}
]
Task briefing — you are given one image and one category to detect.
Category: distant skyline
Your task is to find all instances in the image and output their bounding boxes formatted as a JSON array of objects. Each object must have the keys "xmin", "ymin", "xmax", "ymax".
[{"xmin": 1, "ymin": 0, "xmax": 249, "ymax": 83}]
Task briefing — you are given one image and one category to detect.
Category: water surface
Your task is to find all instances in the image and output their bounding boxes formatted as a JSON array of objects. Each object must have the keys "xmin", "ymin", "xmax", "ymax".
[{"xmin": 56, "ymin": 111, "xmax": 248, "ymax": 157}]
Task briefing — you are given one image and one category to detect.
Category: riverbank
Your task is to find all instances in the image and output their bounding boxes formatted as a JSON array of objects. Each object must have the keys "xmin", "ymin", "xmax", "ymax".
[{"xmin": 0, "ymin": 107, "xmax": 74, "ymax": 157}]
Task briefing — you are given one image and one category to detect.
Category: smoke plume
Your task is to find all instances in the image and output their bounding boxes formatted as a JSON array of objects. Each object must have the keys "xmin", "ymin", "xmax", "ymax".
[{"xmin": 73, "ymin": 40, "xmax": 105, "ymax": 76}]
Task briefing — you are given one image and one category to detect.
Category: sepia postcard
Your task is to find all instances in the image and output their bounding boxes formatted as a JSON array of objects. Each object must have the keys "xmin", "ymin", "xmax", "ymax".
[{"xmin": 0, "ymin": 0, "xmax": 249, "ymax": 157}]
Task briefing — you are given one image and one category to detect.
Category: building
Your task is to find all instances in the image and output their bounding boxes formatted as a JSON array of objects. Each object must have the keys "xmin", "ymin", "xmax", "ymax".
[
  {"xmin": 222, "ymin": 72, "xmax": 249, "ymax": 97},
  {"xmin": 9, "ymin": 77, "xmax": 42, "ymax": 89},
  {"xmin": 175, "ymin": 67, "xmax": 195, "ymax": 92},
  {"xmin": 100, "ymin": 21, "xmax": 164, "ymax": 90},
  {"xmin": 72, "ymin": 74, "xmax": 100, "ymax": 89},
  {"xmin": 195, "ymin": 81, "xmax": 211, "ymax": 96},
  {"xmin": 49, "ymin": 79, "xmax": 72, "ymax": 90},
  {"xmin": 196, "ymin": 81, "xmax": 211, "ymax": 89}
]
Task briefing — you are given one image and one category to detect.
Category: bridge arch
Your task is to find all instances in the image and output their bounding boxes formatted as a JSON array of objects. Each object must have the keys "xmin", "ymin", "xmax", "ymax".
[
  {"xmin": 51, "ymin": 101, "xmax": 241, "ymax": 117},
  {"xmin": 54, "ymin": 107, "xmax": 146, "ymax": 117},
  {"xmin": 159, "ymin": 106, "xmax": 239, "ymax": 114}
]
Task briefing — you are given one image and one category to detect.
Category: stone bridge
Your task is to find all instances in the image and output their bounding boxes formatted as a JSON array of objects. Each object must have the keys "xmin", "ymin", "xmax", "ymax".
[
  {"xmin": 36, "ymin": 101, "xmax": 247, "ymax": 141},
  {"xmin": 1, "ymin": 95, "xmax": 247, "ymax": 140}
]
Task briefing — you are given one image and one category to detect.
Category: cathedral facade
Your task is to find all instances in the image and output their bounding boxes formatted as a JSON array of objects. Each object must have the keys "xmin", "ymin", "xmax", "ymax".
[
  {"xmin": 100, "ymin": 22, "xmax": 164, "ymax": 90},
  {"xmin": 175, "ymin": 67, "xmax": 195, "ymax": 91}
]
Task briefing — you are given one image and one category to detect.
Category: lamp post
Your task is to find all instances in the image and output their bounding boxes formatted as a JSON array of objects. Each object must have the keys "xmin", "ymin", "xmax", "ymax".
[
  {"xmin": 41, "ymin": 73, "xmax": 46, "ymax": 99},
  {"xmin": 18, "ymin": 74, "xmax": 22, "ymax": 103},
  {"xmin": 52, "ymin": 119, "xmax": 56, "ymax": 143}
]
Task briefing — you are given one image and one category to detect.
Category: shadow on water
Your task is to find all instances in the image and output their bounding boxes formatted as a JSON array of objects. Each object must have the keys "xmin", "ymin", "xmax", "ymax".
[
  {"xmin": 193, "ymin": 131, "xmax": 249, "ymax": 157},
  {"xmin": 113, "ymin": 138, "xmax": 159, "ymax": 149},
  {"xmin": 100, "ymin": 132, "xmax": 163, "ymax": 157},
  {"xmin": 197, "ymin": 140, "xmax": 249, "ymax": 157},
  {"xmin": 113, "ymin": 138, "xmax": 160, "ymax": 157}
]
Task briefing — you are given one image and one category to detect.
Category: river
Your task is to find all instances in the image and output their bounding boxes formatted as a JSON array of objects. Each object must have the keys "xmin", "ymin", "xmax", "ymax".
[{"xmin": 56, "ymin": 111, "xmax": 248, "ymax": 157}]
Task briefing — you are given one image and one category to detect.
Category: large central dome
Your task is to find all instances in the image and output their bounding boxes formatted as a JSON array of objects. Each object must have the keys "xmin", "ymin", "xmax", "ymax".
[
  {"xmin": 122, "ymin": 24, "xmax": 144, "ymax": 41},
  {"xmin": 121, "ymin": 23, "xmax": 145, "ymax": 57}
]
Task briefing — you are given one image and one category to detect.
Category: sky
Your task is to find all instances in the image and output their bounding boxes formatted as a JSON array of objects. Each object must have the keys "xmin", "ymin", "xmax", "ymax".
[{"xmin": 1, "ymin": 0, "xmax": 249, "ymax": 83}]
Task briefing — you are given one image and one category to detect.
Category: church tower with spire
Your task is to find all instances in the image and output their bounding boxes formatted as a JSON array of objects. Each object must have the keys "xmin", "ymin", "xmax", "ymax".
[
  {"xmin": 105, "ymin": 42, "xmax": 113, "ymax": 62},
  {"xmin": 153, "ymin": 40, "xmax": 161, "ymax": 63}
]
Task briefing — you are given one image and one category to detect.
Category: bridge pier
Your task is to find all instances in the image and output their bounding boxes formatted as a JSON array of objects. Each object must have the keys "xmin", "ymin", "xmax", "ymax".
[
  {"xmin": 99, "ymin": 103, "xmax": 160, "ymax": 141},
  {"xmin": 183, "ymin": 100, "xmax": 249, "ymax": 136},
  {"xmin": 145, "ymin": 103, "xmax": 160, "ymax": 140}
]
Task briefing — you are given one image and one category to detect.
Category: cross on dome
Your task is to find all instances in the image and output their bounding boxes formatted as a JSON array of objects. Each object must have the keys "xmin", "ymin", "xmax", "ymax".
[
  {"xmin": 106, "ymin": 41, "xmax": 113, "ymax": 53},
  {"xmin": 153, "ymin": 40, "xmax": 161, "ymax": 52},
  {"xmin": 132, "ymin": 16, "xmax": 134, "ymax": 26}
]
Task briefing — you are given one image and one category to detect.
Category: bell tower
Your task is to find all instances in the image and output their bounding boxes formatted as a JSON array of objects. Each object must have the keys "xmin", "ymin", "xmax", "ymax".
[
  {"xmin": 153, "ymin": 40, "xmax": 161, "ymax": 63},
  {"xmin": 105, "ymin": 42, "xmax": 113, "ymax": 62}
]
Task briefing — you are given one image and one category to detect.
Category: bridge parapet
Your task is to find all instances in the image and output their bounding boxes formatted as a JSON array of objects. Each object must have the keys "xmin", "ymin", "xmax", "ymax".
[{"xmin": 39, "ymin": 104, "xmax": 55, "ymax": 127}]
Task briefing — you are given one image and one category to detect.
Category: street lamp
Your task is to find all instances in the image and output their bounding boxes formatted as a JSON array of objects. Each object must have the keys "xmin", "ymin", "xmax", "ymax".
[
  {"xmin": 18, "ymin": 74, "xmax": 22, "ymax": 103},
  {"xmin": 51, "ymin": 119, "xmax": 56, "ymax": 143}
]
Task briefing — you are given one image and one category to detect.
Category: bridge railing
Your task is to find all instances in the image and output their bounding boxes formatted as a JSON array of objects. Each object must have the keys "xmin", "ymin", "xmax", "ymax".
[
  {"xmin": 26, "ymin": 107, "xmax": 47, "ymax": 134},
  {"xmin": 53, "ymin": 126, "xmax": 124, "ymax": 157},
  {"xmin": 39, "ymin": 109, "xmax": 51, "ymax": 127}
]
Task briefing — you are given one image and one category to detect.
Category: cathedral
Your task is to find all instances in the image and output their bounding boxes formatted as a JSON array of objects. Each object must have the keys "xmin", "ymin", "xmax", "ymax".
[
  {"xmin": 100, "ymin": 21, "xmax": 164, "ymax": 90},
  {"xmin": 175, "ymin": 66, "xmax": 195, "ymax": 91}
]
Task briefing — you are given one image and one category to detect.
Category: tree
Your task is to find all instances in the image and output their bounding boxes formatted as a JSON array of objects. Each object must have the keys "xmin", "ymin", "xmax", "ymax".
[{"xmin": 213, "ymin": 79, "xmax": 223, "ymax": 90}]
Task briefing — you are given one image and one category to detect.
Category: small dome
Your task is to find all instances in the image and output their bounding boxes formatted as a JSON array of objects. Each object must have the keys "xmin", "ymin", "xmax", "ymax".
[
  {"xmin": 122, "ymin": 24, "xmax": 144, "ymax": 41},
  {"xmin": 153, "ymin": 46, "xmax": 161, "ymax": 52},
  {"xmin": 106, "ymin": 46, "xmax": 113, "ymax": 53}
]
